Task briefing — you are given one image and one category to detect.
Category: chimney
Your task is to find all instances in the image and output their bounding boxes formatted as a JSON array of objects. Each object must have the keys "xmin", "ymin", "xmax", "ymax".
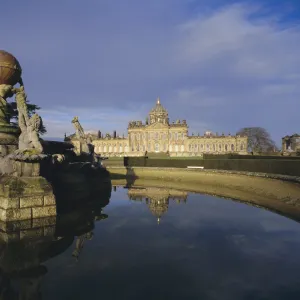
[
  {"xmin": 113, "ymin": 130, "xmax": 117, "ymax": 138},
  {"xmin": 98, "ymin": 130, "xmax": 101, "ymax": 138}
]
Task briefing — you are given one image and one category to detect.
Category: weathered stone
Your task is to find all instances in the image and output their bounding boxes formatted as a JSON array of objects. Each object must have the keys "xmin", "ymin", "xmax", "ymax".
[
  {"xmin": 12, "ymin": 161, "xmax": 41, "ymax": 177},
  {"xmin": 20, "ymin": 196, "xmax": 43, "ymax": 208},
  {"xmin": 20, "ymin": 227, "xmax": 44, "ymax": 240},
  {"xmin": 32, "ymin": 216, "xmax": 56, "ymax": 228},
  {"xmin": 32, "ymin": 206, "xmax": 56, "ymax": 218},
  {"xmin": 0, "ymin": 196, "xmax": 19, "ymax": 209},
  {"xmin": 43, "ymin": 225, "xmax": 56, "ymax": 237},
  {"xmin": 0, "ymin": 208, "xmax": 6, "ymax": 221},
  {"xmin": 1, "ymin": 207, "xmax": 32, "ymax": 221},
  {"xmin": 44, "ymin": 194, "xmax": 56, "ymax": 206},
  {"xmin": 0, "ymin": 231, "xmax": 19, "ymax": 242},
  {"xmin": 0, "ymin": 219, "xmax": 32, "ymax": 232}
]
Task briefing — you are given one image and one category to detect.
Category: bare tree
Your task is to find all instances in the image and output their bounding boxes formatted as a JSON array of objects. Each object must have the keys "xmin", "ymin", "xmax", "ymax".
[{"xmin": 237, "ymin": 127, "xmax": 278, "ymax": 153}]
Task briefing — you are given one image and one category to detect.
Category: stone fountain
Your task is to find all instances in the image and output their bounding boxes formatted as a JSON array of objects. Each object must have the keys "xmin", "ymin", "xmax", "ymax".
[{"xmin": 0, "ymin": 50, "xmax": 110, "ymax": 222}]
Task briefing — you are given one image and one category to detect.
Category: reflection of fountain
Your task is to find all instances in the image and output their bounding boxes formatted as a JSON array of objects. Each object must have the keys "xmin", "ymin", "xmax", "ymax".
[
  {"xmin": 0, "ymin": 186, "xmax": 110, "ymax": 299},
  {"xmin": 128, "ymin": 187, "xmax": 188, "ymax": 224},
  {"xmin": 72, "ymin": 231, "xmax": 94, "ymax": 261}
]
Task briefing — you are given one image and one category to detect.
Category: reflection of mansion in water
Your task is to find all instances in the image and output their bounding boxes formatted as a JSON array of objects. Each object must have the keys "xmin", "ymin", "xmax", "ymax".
[
  {"xmin": 67, "ymin": 98, "xmax": 248, "ymax": 157},
  {"xmin": 127, "ymin": 187, "xmax": 188, "ymax": 224}
]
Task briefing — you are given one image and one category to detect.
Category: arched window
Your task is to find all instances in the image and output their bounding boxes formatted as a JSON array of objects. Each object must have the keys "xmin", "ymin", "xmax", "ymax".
[
  {"xmin": 113, "ymin": 145, "xmax": 117, "ymax": 152},
  {"xmin": 175, "ymin": 145, "xmax": 179, "ymax": 152},
  {"xmin": 169, "ymin": 145, "xmax": 173, "ymax": 151},
  {"xmin": 109, "ymin": 145, "xmax": 112, "ymax": 152},
  {"xmin": 200, "ymin": 144, "xmax": 204, "ymax": 151},
  {"xmin": 213, "ymin": 144, "xmax": 216, "ymax": 151},
  {"xmin": 225, "ymin": 144, "xmax": 228, "ymax": 151},
  {"xmin": 103, "ymin": 145, "xmax": 107, "ymax": 152},
  {"xmin": 219, "ymin": 144, "xmax": 222, "ymax": 151},
  {"xmin": 240, "ymin": 143, "xmax": 244, "ymax": 151},
  {"xmin": 181, "ymin": 145, "xmax": 184, "ymax": 152},
  {"xmin": 163, "ymin": 144, "xmax": 167, "ymax": 151},
  {"xmin": 124, "ymin": 144, "xmax": 128, "ymax": 152},
  {"xmin": 231, "ymin": 144, "xmax": 234, "ymax": 151},
  {"xmin": 206, "ymin": 144, "xmax": 210, "ymax": 152},
  {"xmin": 155, "ymin": 143, "xmax": 160, "ymax": 152}
]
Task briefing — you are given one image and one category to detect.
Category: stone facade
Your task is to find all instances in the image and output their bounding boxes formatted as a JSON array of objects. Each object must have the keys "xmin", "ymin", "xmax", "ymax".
[
  {"xmin": 67, "ymin": 98, "xmax": 248, "ymax": 157},
  {"xmin": 282, "ymin": 134, "xmax": 300, "ymax": 153}
]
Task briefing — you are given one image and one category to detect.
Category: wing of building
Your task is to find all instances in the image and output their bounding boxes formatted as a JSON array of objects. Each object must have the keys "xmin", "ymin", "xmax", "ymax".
[
  {"xmin": 66, "ymin": 97, "xmax": 248, "ymax": 157},
  {"xmin": 282, "ymin": 134, "xmax": 300, "ymax": 153}
]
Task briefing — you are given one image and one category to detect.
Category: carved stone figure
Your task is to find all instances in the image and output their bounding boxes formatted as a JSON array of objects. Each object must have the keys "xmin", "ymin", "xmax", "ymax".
[
  {"xmin": 71, "ymin": 116, "xmax": 90, "ymax": 154},
  {"xmin": 72, "ymin": 116, "xmax": 85, "ymax": 139},
  {"xmin": 14, "ymin": 87, "xmax": 43, "ymax": 152},
  {"xmin": 0, "ymin": 84, "xmax": 14, "ymax": 125}
]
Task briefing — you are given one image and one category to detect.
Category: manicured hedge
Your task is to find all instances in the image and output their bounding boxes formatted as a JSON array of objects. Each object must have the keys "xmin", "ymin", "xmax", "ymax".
[
  {"xmin": 124, "ymin": 157, "xmax": 204, "ymax": 168},
  {"xmin": 202, "ymin": 159, "xmax": 300, "ymax": 176},
  {"xmin": 123, "ymin": 156, "xmax": 300, "ymax": 176},
  {"xmin": 203, "ymin": 154, "xmax": 300, "ymax": 160}
]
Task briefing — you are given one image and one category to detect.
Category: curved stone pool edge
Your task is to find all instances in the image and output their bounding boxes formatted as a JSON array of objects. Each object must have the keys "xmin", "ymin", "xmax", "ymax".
[{"xmin": 107, "ymin": 166, "xmax": 300, "ymax": 223}]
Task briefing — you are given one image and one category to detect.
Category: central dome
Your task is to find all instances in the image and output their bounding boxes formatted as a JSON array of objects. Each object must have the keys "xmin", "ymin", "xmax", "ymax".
[{"xmin": 150, "ymin": 97, "xmax": 167, "ymax": 114}]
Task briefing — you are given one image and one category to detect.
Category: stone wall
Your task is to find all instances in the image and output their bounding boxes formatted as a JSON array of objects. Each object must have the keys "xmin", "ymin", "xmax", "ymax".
[{"xmin": 0, "ymin": 176, "xmax": 56, "ymax": 222}]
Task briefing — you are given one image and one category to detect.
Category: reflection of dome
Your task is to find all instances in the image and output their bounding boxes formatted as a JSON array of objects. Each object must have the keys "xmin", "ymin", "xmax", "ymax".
[
  {"xmin": 0, "ymin": 50, "xmax": 22, "ymax": 85},
  {"xmin": 147, "ymin": 198, "xmax": 169, "ymax": 224},
  {"xmin": 149, "ymin": 97, "xmax": 168, "ymax": 114}
]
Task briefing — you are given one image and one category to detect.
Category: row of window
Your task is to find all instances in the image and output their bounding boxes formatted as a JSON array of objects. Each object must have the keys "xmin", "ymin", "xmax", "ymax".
[
  {"xmin": 96, "ymin": 145, "xmax": 129, "ymax": 152},
  {"xmin": 130, "ymin": 132, "xmax": 185, "ymax": 141},
  {"xmin": 189, "ymin": 143, "xmax": 245, "ymax": 152},
  {"xmin": 95, "ymin": 142, "xmax": 245, "ymax": 152}
]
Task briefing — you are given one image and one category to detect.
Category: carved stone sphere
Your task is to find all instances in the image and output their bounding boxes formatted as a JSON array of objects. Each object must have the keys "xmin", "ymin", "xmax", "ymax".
[{"xmin": 0, "ymin": 50, "xmax": 22, "ymax": 85}]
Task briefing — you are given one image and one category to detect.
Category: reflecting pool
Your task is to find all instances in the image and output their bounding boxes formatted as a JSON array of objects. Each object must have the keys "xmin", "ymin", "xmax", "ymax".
[{"xmin": 2, "ymin": 184, "xmax": 300, "ymax": 300}]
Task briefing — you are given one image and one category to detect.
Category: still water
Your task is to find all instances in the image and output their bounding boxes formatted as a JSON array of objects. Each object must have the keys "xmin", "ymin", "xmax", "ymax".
[{"xmin": 2, "ymin": 185, "xmax": 300, "ymax": 300}]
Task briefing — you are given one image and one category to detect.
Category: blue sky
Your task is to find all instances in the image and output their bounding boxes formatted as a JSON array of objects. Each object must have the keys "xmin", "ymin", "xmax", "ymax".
[{"xmin": 1, "ymin": 0, "xmax": 300, "ymax": 143}]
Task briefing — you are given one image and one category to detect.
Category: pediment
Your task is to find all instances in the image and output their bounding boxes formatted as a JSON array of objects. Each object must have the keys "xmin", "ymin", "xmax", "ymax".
[{"xmin": 146, "ymin": 122, "xmax": 169, "ymax": 130}]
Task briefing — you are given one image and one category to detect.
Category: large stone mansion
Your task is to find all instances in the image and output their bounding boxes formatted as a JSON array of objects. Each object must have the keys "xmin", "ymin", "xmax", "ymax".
[{"xmin": 67, "ymin": 98, "xmax": 248, "ymax": 157}]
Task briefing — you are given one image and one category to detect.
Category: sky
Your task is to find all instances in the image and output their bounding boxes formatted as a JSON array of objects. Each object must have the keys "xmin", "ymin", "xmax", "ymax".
[{"xmin": 1, "ymin": 0, "xmax": 300, "ymax": 143}]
